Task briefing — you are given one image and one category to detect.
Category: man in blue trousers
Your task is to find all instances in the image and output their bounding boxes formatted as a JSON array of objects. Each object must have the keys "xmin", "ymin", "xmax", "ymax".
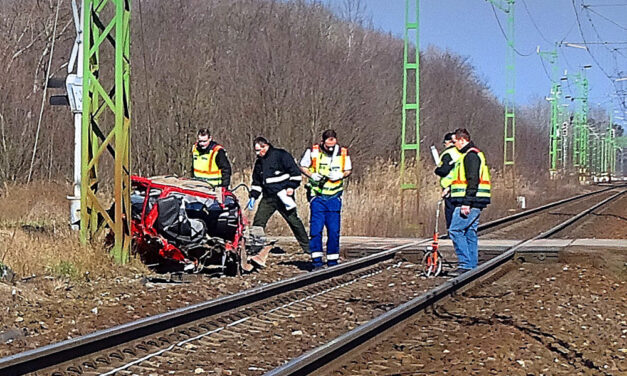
[
  {"xmin": 300, "ymin": 130, "xmax": 352, "ymax": 271},
  {"xmin": 448, "ymin": 128, "xmax": 491, "ymax": 277}
]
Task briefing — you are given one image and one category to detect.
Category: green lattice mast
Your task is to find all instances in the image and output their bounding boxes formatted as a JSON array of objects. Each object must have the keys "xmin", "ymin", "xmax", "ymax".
[
  {"xmin": 400, "ymin": 0, "xmax": 420, "ymax": 232},
  {"xmin": 538, "ymin": 46, "xmax": 561, "ymax": 178},
  {"xmin": 486, "ymin": 0, "xmax": 516, "ymax": 178},
  {"xmin": 81, "ymin": 0, "xmax": 132, "ymax": 263}
]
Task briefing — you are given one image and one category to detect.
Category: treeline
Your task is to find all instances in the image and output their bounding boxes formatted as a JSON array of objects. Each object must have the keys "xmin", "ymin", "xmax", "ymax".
[{"xmin": 0, "ymin": 0, "xmax": 550, "ymax": 185}]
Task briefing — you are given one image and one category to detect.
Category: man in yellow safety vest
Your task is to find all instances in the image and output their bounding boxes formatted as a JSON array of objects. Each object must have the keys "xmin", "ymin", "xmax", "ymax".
[
  {"xmin": 434, "ymin": 131, "xmax": 462, "ymax": 229},
  {"xmin": 192, "ymin": 128, "xmax": 231, "ymax": 188},
  {"xmin": 300, "ymin": 129, "xmax": 352, "ymax": 271},
  {"xmin": 448, "ymin": 128, "xmax": 491, "ymax": 276}
]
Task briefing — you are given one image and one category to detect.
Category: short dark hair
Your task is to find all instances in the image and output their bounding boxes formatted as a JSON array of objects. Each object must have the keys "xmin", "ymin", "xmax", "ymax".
[
  {"xmin": 253, "ymin": 136, "xmax": 269, "ymax": 147},
  {"xmin": 443, "ymin": 132, "xmax": 455, "ymax": 143},
  {"xmin": 197, "ymin": 128, "xmax": 210, "ymax": 137},
  {"xmin": 322, "ymin": 129, "xmax": 337, "ymax": 141},
  {"xmin": 454, "ymin": 128, "xmax": 471, "ymax": 141}
]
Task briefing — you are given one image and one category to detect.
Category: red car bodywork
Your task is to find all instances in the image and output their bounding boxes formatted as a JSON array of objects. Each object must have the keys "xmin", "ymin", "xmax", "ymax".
[{"xmin": 130, "ymin": 175, "xmax": 249, "ymax": 273}]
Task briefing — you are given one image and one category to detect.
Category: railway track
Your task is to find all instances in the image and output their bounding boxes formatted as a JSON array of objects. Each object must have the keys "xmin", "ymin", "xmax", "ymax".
[
  {"xmin": 0, "ymin": 186, "xmax": 624, "ymax": 375},
  {"xmin": 265, "ymin": 187, "xmax": 626, "ymax": 376}
]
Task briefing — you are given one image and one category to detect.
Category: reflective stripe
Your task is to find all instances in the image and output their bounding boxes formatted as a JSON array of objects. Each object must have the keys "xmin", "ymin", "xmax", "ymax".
[
  {"xmin": 450, "ymin": 147, "xmax": 491, "ymax": 200},
  {"xmin": 308, "ymin": 144, "xmax": 347, "ymax": 196},
  {"xmin": 326, "ymin": 253, "xmax": 340, "ymax": 260},
  {"xmin": 439, "ymin": 147, "xmax": 462, "ymax": 188},
  {"xmin": 289, "ymin": 176, "xmax": 302, "ymax": 181},
  {"xmin": 192, "ymin": 144, "xmax": 223, "ymax": 185},
  {"xmin": 311, "ymin": 251, "xmax": 324, "ymax": 259},
  {"xmin": 251, "ymin": 185, "xmax": 262, "ymax": 192},
  {"xmin": 265, "ymin": 173, "xmax": 290, "ymax": 184}
]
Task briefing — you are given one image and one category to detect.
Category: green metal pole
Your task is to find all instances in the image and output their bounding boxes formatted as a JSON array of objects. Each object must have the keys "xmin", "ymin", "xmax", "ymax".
[
  {"xmin": 580, "ymin": 73, "xmax": 589, "ymax": 179},
  {"xmin": 400, "ymin": 0, "xmax": 421, "ymax": 234},
  {"xmin": 486, "ymin": 0, "xmax": 516, "ymax": 194},
  {"xmin": 400, "ymin": 0, "xmax": 420, "ymax": 189},
  {"xmin": 81, "ymin": 0, "xmax": 132, "ymax": 263},
  {"xmin": 538, "ymin": 47, "xmax": 560, "ymax": 177}
]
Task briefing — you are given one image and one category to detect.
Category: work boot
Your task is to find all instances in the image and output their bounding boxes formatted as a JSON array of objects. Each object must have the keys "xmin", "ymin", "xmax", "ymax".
[
  {"xmin": 447, "ymin": 268, "xmax": 470, "ymax": 278},
  {"xmin": 311, "ymin": 264, "xmax": 326, "ymax": 272}
]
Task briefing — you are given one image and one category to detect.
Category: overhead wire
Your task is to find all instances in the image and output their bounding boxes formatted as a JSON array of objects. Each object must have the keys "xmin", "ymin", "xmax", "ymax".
[
  {"xmin": 520, "ymin": 0, "xmax": 552, "ymax": 45},
  {"xmin": 489, "ymin": 2, "xmax": 534, "ymax": 57},
  {"xmin": 583, "ymin": 6, "xmax": 627, "ymax": 32},
  {"xmin": 582, "ymin": 3, "xmax": 627, "ymax": 7},
  {"xmin": 572, "ymin": 0, "xmax": 626, "ymax": 113},
  {"xmin": 578, "ymin": 1, "xmax": 627, "ymax": 112},
  {"xmin": 582, "ymin": 6, "xmax": 625, "ymax": 76}
]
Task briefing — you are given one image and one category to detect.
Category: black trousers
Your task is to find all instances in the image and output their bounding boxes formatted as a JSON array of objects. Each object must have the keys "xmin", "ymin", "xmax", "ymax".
[
  {"xmin": 253, "ymin": 196, "xmax": 310, "ymax": 253},
  {"xmin": 444, "ymin": 197, "xmax": 455, "ymax": 230}
]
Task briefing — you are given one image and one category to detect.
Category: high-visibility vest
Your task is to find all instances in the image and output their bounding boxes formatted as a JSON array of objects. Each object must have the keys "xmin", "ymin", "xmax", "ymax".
[
  {"xmin": 439, "ymin": 146, "xmax": 462, "ymax": 188},
  {"xmin": 309, "ymin": 144, "xmax": 348, "ymax": 196},
  {"xmin": 450, "ymin": 147, "xmax": 491, "ymax": 202},
  {"xmin": 192, "ymin": 143, "xmax": 223, "ymax": 186}
]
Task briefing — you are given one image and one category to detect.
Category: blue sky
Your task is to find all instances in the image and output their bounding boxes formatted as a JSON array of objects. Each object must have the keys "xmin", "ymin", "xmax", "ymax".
[{"xmin": 326, "ymin": 0, "xmax": 627, "ymax": 122}]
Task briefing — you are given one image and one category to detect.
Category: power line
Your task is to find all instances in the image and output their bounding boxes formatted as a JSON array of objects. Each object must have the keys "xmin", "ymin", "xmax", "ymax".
[
  {"xmin": 572, "ymin": 1, "xmax": 620, "ymax": 81},
  {"xmin": 575, "ymin": 0, "xmax": 627, "ymax": 111},
  {"xmin": 520, "ymin": 0, "xmax": 552, "ymax": 44},
  {"xmin": 583, "ymin": 3, "xmax": 627, "ymax": 7},
  {"xmin": 538, "ymin": 53, "xmax": 555, "ymax": 82},
  {"xmin": 582, "ymin": 6, "xmax": 627, "ymax": 67},
  {"xmin": 489, "ymin": 2, "xmax": 534, "ymax": 56},
  {"xmin": 584, "ymin": 6, "xmax": 627, "ymax": 32}
]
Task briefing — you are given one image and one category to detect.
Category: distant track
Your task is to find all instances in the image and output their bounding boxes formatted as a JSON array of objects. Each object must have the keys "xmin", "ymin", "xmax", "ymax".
[{"xmin": 264, "ymin": 188, "xmax": 626, "ymax": 376}]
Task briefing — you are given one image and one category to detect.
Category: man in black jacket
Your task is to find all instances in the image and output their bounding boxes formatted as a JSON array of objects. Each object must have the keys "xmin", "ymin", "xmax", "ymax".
[
  {"xmin": 247, "ymin": 136, "xmax": 310, "ymax": 254},
  {"xmin": 448, "ymin": 128, "xmax": 491, "ymax": 276}
]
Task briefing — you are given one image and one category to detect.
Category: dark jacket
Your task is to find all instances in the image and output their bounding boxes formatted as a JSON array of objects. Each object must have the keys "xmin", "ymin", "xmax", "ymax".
[
  {"xmin": 250, "ymin": 145, "xmax": 302, "ymax": 199},
  {"xmin": 191, "ymin": 141, "xmax": 232, "ymax": 187},
  {"xmin": 434, "ymin": 145, "xmax": 457, "ymax": 178},
  {"xmin": 451, "ymin": 141, "xmax": 487, "ymax": 209}
]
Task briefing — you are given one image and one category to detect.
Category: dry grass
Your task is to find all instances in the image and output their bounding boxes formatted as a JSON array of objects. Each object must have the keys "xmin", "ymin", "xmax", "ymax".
[
  {"xmin": 233, "ymin": 160, "xmax": 590, "ymax": 238},
  {"xmin": 0, "ymin": 182, "xmax": 147, "ymax": 280},
  {"xmin": 0, "ymin": 167, "xmax": 588, "ymax": 278}
]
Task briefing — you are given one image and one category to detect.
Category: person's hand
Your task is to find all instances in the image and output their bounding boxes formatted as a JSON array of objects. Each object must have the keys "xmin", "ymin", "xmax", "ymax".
[
  {"xmin": 328, "ymin": 171, "xmax": 344, "ymax": 182},
  {"xmin": 310, "ymin": 172, "xmax": 323, "ymax": 182},
  {"xmin": 246, "ymin": 198, "xmax": 256, "ymax": 210},
  {"xmin": 286, "ymin": 188, "xmax": 294, "ymax": 196},
  {"xmin": 441, "ymin": 187, "xmax": 450, "ymax": 198},
  {"xmin": 461, "ymin": 205, "xmax": 471, "ymax": 216}
]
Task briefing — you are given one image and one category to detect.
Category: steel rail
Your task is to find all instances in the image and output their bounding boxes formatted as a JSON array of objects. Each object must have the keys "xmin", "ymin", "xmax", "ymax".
[
  {"xmin": 441, "ymin": 184, "xmax": 624, "ymax": 239},
  {"xmin": 0, "ymin": 242, "xmax": 426, "ymax": 375},
  {"xmin": 2, "ymin": 187, "xmax": 622, "ymax": 375},
  {"xmin": 265, "ymin": 189, "xmax": 626, "ymax": 376}
]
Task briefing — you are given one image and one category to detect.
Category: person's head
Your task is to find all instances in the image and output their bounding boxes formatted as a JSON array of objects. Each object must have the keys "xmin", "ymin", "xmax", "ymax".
[
  {"xmin": 253, "ymin": 136, "xmax": 270, "ymax": 157},
  {"xmin": 197, "ymin": 128, "xmax": 212, "ymax": 150},
  {"xmin": 453, "ymin": 128, "xmax": 471, "ymax": 150},
  {"xmin": 321, "ymin": 129, "xmax": 337, "ymax": 151},
  {"xmin": 443, "ymin": 132, "xmax": 456, "ymax": 147}
]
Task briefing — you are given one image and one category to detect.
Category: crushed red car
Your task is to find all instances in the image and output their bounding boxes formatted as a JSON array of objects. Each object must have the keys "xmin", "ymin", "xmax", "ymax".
[{"xmin": 129, "ymin": 175, "xmax": 270, "ymax": 275}]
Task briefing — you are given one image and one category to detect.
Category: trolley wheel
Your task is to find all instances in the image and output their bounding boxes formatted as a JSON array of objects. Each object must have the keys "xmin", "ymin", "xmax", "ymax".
[{"xmin": 422, "ymin": 251, "xmax": 442, "ymax": 277}]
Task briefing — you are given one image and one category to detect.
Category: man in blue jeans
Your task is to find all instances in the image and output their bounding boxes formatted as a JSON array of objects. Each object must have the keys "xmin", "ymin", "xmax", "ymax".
[
  {"xmin": 300, "ymin": 130, "xmax": 352, "ymax": 271},
  {"xmin": 448, "ymin": 128, "xmax": 491, "ymax": 276}
]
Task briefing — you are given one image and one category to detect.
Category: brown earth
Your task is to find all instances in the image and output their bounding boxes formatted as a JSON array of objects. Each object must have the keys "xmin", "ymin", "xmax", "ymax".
[
  {"xmin": 0, "ymin": 243, "xmax": 311, "ymax": 357},
  {"xmin": 556, "ymin": 192, "xmax": 627, "ymax": 239},
  {"xmin": 328, "ymin": 250, "xmax": 627, "ymax": 376}
]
